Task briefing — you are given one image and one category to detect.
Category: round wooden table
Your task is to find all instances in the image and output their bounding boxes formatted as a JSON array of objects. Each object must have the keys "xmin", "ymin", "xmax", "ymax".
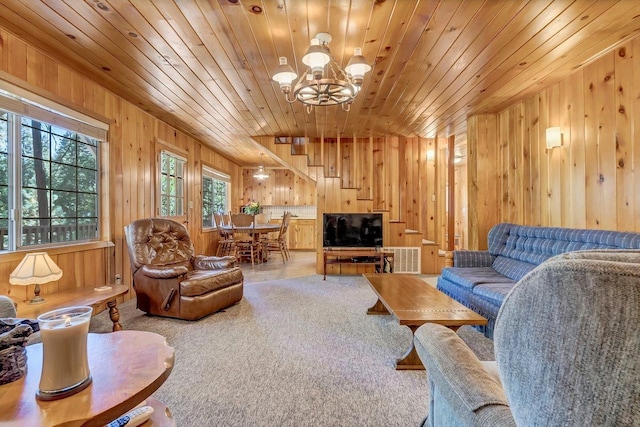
[
  {"xmin": 0, "ymin": 331, "xmax": 175, "ymax": 427},
  {"xmin": 221, "ymin": 223, "xmax": 281, "ymax": 235}
]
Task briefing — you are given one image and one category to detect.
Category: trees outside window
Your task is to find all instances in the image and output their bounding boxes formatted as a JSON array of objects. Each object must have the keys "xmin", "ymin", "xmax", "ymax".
[
  {"xmin": 202, "ymin": 166, "xmax": 230, "ymax": 228},
  {"xmin": 159, "ymin": 151, "xmax": 186, "ymax": 217},
  {"xmin": 0, "ymin": 111, "xmax": 100, "ymax": 251}
]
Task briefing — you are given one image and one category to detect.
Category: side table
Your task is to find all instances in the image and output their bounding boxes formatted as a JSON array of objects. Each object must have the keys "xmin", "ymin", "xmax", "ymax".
[
  {"xmin": 0, "ymin": 330, "xmax": 175, "ymax": 426},
  {"xmin": 15, "ymin": 285, "xmax": 129, "ymax": 332}
]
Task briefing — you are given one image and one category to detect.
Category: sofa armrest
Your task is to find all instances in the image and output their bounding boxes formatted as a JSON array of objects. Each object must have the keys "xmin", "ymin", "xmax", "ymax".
[
  {"xmin": 414, "ymin": 324, "xmax": 515, "ymax": 427},
  {"xmin": 140, "ymin": 264, "xmax": 189, "ymax": 279},
  {"xmin": 453, "ymin": 250, "xmax": 495, "ymax": 267},
  {"xmin": 192, "ymin": 255, "xmax": 237, "ymax": 270}
]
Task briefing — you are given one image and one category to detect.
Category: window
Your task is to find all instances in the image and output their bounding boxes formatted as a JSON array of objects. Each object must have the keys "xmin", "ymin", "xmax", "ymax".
[
  {"xmin": 202, "ymin": 166, "xmax": 230, "ymax": 228},
  {"xmin": 159, "ymin": 151, "xmax": 186, "ymax": 217},
  {"xmin": 0, "ymin": 104, "xmax": 103, "ymax": 251}
]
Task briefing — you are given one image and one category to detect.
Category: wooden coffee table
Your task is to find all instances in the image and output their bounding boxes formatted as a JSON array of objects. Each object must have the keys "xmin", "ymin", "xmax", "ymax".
[
  {"xmin": 363, "ymin": 273, "xmax": 487, "ymax": 370},
  {"xmin": 15, "ymin": 285, "xmax": 129, "ymax": 332},
  {"xmin": 0, "ymin": 330, "xmax": 175, "ymax": 427}
]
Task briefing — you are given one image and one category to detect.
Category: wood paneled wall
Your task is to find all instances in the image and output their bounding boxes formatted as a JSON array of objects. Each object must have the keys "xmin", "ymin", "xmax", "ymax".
[
  {"xmin": 0, "ymin": 29, "xmax": 241, "ymax": 299},
  {"xmin": 245, "ymin": 134, "xmax": 454, "ymax": 273},
  {"xmin": 242, "ymin": 169, "xmax": 316, "ymax": 206},
  {"xmin": 467, "ymin": 36, "xmax": 640, "ymax": 247}
]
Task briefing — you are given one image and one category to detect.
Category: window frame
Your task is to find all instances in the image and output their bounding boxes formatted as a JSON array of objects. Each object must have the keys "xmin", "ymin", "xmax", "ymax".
[
  {"xmin": 201, "ymin": 165, "xmax": 230, "ymax": 230},
  {"xmin": 157, "ymin": 148, "xmax": 187, "ymax": 218},
  {"xmin": 0, "ymin": 87, "xmax": 107, "ymax": 252}
]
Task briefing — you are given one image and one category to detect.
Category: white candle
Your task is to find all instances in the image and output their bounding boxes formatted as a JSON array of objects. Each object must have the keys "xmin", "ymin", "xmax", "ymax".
[{"xmin": 37, "ymin": 306, "xmax": 92, "ymax": 397}]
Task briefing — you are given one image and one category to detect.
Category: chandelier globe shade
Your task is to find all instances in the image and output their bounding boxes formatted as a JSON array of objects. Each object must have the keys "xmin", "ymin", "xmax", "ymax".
[
  {"xmin": 272, "ymin": 32, "xmax": 371, "ymax": 111},
  {"xmin": 302, "ymin": 37, "xmax": 331, "ymax": 80},
  {"xmin": 345, "ymin": 48, "xmax": 372, "ymax": 85},
  {"xmin": 272, "ymin": 57, "xmax": 298, "ymax": 94}
]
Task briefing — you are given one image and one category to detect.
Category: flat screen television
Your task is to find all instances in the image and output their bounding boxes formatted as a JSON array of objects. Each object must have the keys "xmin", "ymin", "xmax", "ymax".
[{"xmin": 323, "ymin": 213, "xmax": 383, "ymax": 248}]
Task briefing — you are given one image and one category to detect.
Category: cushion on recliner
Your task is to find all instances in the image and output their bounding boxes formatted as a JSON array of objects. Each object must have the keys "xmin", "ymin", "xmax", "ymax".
[
  {"xmin": 140, "ymin": 262, "xmax": 190, "ymax": 278},
  {"xmin": 180, "ymin": 267, "xmax": 243, "ymax": 297},
  {"xmin": 126, "ymin": 218, "xmax": 194, "ymax": 267}
]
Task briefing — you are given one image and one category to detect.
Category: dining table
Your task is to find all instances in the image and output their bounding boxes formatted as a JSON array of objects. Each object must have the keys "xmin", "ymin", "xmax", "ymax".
[
  {"xmin": 221, "ymin": 223, "xmax": 281, "ymax": 236},
  {"xmin": 221, "ymin": 223, "xmax": 281, "ymax": 263}
]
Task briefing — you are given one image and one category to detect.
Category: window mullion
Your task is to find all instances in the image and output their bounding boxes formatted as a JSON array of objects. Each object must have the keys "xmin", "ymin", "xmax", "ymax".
[{"xmin": 9, "ymin": 113, "xmax": 20, "ymax": 251}]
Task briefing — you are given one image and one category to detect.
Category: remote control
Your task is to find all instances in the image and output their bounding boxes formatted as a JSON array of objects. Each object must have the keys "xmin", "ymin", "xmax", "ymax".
[{"xmin": 105, "ymin": 405, "xmax": 154, "ymax": 427}]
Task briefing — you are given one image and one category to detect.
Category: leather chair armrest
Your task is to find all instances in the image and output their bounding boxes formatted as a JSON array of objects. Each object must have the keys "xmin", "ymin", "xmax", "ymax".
[
  {"xmin": 414, "ymin": 324, "xmax": 515, "ymax": 427},
  {"xmin": 140, "ymin": 264, "xmax": 189, "ymax": 279},
  {"xmin": 192, "ymin": 255, "xmax": 238, "ymax": 270}
]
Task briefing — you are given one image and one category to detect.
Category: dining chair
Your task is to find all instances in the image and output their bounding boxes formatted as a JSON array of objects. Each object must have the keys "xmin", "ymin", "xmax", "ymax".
[
  {"xmin": 214, "ymin": 213, "xmax": 234, "ymax": 257},
  {"xmin": 230, "ymin": 213, "xmax": 262, "ymax": 265},
  {"xmin": 254, "ymin": 213, "xmax": 271, "ymax": 224},
  {"xmin": 264, "ymin": 212, "xmax": 292, "ymax": 263}
]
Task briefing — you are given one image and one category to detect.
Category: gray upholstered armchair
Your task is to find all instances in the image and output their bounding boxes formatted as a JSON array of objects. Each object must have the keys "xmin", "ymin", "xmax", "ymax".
[
  {"xmin": 125, "ymin": 218, "xmax": 244, "ymax": 320},
  {"xmin": 414, "ymin": 250, "xmax": 640, "ymax": 427}
]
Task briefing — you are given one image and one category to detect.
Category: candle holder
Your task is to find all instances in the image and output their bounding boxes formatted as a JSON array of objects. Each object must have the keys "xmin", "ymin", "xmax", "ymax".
[{"xmin": 36, "ymin": 306, "xmax": 93, "ymax": 401}]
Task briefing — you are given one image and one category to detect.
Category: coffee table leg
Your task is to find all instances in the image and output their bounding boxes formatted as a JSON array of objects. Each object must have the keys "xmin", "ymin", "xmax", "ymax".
[
  {"xmin": 367, "ymin": 298, "xmax": 390, "ymax": 315},
  {"xmin": 396, "ymin": 325, "xmax": 424, "ymax": 370},
  {"xmin": 107, "ymin": 301, "xmax": 123, "ymax": 332}
]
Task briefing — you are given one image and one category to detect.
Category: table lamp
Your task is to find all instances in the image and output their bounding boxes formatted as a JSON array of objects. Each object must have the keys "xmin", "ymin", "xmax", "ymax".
[{"xmin": 9, "ymin": 252, "xmax": 63, "ymax": 304}]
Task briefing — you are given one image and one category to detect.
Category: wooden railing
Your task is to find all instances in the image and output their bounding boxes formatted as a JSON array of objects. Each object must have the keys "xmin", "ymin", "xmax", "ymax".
[{"xmin": 0, "ymin": 224, "xmax": 97, "ymax": 250}]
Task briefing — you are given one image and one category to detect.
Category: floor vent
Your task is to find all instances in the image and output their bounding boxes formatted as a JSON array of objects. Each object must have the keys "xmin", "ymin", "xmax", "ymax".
[{"xmin": 383, "ymin": 247, "xmax": 421, "ymax": 274}]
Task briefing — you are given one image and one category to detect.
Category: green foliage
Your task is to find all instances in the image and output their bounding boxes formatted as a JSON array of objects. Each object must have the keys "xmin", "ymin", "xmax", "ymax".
[
  {"xmin": 202, "ymin": 175, "xmax": 229, "ymax": 227},
  {"xmin": 0, "ymin": 114, "xmax": 100, "ymax": 249}
]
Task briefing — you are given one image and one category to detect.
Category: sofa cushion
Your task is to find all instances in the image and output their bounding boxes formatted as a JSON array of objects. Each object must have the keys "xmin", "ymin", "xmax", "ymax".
[
  {"xmin": 490, "ymin": 224, "xmax": 640, "ymax": 262},
  {"xmin": 180, "ymin": 267, "xmax": 243, "ymax": 297},
  {"xmin": 441, "ymin": 267, "xmax": 515, "ymax": 290},
  {"xmin": 472, "ymin": 283, "xmax": 515, "ymax": 306},
  {"xmin": 491, "ymin": 256, "xmax": 537, "ymax": 282}
]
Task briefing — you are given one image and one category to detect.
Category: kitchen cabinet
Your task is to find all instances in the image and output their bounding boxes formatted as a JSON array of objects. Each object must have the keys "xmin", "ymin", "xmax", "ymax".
[{"xmin": 289, "ymin": 219, "xmax": 316, "ymax": 250}]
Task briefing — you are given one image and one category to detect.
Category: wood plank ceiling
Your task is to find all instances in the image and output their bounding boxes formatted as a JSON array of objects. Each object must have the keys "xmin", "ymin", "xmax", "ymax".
[{"xmin": 1, "ymin": 0, "xmax": 640, "ymax": 167}]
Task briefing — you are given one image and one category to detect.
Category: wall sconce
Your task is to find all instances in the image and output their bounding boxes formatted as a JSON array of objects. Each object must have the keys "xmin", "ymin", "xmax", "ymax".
[
  {"xmin": 426, "ymin": 149, "xmax": 435, "ymax": 161},
  {"xmin": 546, "ymin": 127, "xmax": 562, "ymax": 149}
]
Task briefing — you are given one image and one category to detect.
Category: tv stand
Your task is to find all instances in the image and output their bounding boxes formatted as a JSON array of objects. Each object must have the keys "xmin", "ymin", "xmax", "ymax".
[{"xmin": 323, "ymin": 248, "xmax": 394, "ymax": 280}]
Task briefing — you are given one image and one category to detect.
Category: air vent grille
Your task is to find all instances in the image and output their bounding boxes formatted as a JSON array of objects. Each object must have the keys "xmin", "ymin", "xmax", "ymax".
[{"xmin": 383, "ymin": 247, "xmax": 421, "ymax": 274}]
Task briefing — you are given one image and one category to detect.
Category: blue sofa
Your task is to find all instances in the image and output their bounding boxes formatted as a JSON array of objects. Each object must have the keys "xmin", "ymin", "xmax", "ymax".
[{"xmin": 437, "ymin": 223, "xmax": 640, "ymax": 337}]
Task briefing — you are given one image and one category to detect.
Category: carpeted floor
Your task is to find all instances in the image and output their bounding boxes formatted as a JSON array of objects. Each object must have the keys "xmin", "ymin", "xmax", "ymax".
[{"xmin": 89, "ymin": 274, "xmax": 493, "ymax": 427}]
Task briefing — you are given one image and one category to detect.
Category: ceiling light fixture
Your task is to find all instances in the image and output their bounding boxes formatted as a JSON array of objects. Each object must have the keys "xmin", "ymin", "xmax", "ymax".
[
  {"xmin": 253, "ymin": 153, "xmax": 269, "ymax": 180},
  {"xmin": 272, "ymin": 33, "xmax": 371, "ymax": 113}
]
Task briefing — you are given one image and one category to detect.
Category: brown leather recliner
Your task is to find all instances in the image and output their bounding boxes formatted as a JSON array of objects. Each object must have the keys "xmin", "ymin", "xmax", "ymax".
[{"xmin": 124, "ymin": 218, "xmax": 243, "ymax": 320}]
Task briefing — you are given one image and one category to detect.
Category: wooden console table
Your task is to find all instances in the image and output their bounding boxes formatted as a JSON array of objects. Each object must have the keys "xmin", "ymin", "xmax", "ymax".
[
  {"xmin": 323, "ymin": 249, "xmax": 394, "ymax": 280},
  {"xmin": 15, "ymin": 285, "xmax": 129, "ymax": 332},
  {"xmin": 0, "ymin": 331, "xmax": 175, "ymax": 427}
]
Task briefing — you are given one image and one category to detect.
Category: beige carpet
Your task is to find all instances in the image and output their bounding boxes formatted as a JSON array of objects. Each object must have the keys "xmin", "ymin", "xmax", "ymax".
[{"xmin": 90, "ymin": 274, "xmax": 493, "ymax": 426}]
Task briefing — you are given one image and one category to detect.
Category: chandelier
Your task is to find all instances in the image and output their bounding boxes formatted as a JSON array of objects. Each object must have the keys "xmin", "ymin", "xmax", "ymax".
[
  {"xmin": 272, "ymin": 33, "xmax": 371, "ymax": 112},
  {"xmin": 253, "ymin": 153, "xmax": 269, "ymax": 180}
]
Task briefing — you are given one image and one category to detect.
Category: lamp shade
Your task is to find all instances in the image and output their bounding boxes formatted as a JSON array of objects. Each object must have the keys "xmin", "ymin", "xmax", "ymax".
[
  {"xmin": 302, "ymin": 38, "xmax": 331, "ymax": 69},
  {"xmin": 9, "ymin": 252, "xmax": 63, "ymax": 285},
  {"xmin": 272, "ymin": 57, "xmax": 298, "ymax": 91},
  {"xmin": 345, "ymin": 48, "xmax": 371, "ymax": 85}
]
